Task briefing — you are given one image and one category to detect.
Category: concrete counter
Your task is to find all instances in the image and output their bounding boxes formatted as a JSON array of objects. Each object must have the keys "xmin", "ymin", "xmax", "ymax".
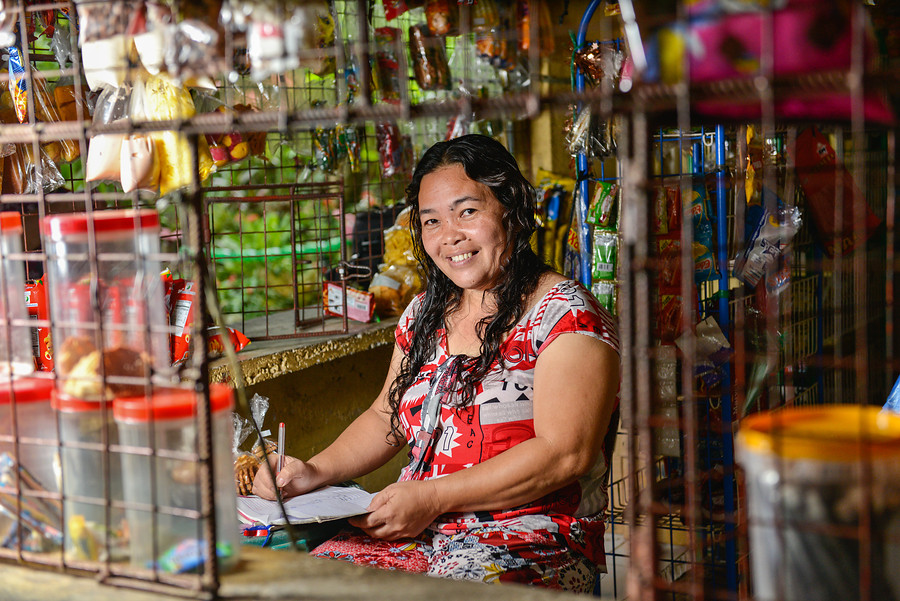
[
  {"xmin": 0, "ymin": 546, "xmax": 606, "ymax": 600},
  {"xmin": 208, "ymin": 317, "xmax": 399, "ymax": 387}
]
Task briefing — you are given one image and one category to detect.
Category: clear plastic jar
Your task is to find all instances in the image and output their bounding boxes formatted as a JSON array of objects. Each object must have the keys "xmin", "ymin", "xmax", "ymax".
[
  {"xmin": 52, "ymin": 392, "xmax": 123, "ymax": 561},
  {"xmin": 113, "ymin": 384, "xmax": 240, "ymax": 572},
  {"xmin": 41, "ymin": 209, "xmax": 169, "ymax": 400},
  {"xmin": 0, "ymin": 212, "xmax": 34, "ymax": 376},
  {"xmin": 0, "ymin": 376, "xmax": 58, "ymax": 492},
  {"xmin": 0, "ymin": 376, "xmax": 60, "ymax": 550}
]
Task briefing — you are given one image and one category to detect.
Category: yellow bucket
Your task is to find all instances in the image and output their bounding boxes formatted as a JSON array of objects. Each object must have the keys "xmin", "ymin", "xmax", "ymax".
[
  {"xmin": 737, "ymin": 405, "xmax": 900, "ymax": 462},
  {"xmin": 736, "ymin": 406, "xmax": 900, "ymax": 601}
]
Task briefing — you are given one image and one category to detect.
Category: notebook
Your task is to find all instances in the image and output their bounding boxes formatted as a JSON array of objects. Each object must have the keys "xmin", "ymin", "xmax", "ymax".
[{"xmin": 236, "ymin": 486, "xmax": 376, "ymax": 525}]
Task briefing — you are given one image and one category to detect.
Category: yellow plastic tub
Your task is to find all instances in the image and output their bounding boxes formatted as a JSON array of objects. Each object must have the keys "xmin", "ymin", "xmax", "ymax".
[{"xmin": 736, "ymin": 406, "xmax": 900, "ymax": 601}]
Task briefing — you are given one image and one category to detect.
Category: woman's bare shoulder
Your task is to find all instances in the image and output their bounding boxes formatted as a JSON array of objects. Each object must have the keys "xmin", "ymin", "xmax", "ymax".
[{"xmin": 535, "ymin": 271, "xmax": 568, "ymax": 297}]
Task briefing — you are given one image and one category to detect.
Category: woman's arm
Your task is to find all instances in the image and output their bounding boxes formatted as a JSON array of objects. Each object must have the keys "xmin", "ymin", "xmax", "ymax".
[
  {"xmin": 252, "ymin": 344, "xmax": 406, "ymax": 499},
  {"xmin": 352, "ymin": 332, "xmax": 620, "ymax": 539}
]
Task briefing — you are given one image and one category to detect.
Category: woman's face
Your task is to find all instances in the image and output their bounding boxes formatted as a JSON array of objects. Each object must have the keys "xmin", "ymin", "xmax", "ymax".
[{"xmin": 418, "ymin": 163, "xmax": 508, "ymax": 294}]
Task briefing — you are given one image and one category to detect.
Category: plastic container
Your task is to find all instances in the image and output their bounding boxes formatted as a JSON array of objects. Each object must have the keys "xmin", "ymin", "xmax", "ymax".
[
  {"xmin": 52, "ymin": 392, "xmax": 123, "ymax": 561},
  {"xmin": 41, "ymin": 209, "xmax": 169, "ymax": 401},
  {"xmin": 736, "ymin": 407, "xmax": 900, "ymax": 601},
  {"xmin": 0, "ymin": 212, "xmax": 34, "ymax": 376},
  {"xmin": 0, "ymin": 377, "xmax": 59, "ymax": 549},
  {"xmin": 0, "ymin": 377, "xmax": 58, "ymax": 492},
  {"xmin": 113, "ymin": 384, "xmax": 239, "ymax": 572}
]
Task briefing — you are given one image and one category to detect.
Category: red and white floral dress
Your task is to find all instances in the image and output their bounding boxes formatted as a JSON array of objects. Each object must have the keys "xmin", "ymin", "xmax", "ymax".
[{"xmin": 312, "ymin": 280, "xmax": 619, "ymax": 591}]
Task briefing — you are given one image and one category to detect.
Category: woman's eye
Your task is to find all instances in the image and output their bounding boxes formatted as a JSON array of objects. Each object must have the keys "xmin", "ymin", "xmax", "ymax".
[
  {"xmin": 461, "ymin": 207, "xmax": 477, "ymax": 216},
  {"xmin": 422, "ymin": 218, "xmax": 438, "ymax": 227}
]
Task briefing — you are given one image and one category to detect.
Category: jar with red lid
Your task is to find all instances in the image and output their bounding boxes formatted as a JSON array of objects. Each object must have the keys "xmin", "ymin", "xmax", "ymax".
[
  {"xmin": 0, "ymin": 376, "xmax": 60, "ymax": 551},
  {"xmin": 41, "ymin": 209, "xmax": 170, "ymax": 401},
  {"xmin": 113, "ymin": 384, "xmax": 239, "ymax": 571},
  {"xmin": 0, "ymin": 212, "xmax": 33, "ymax": 376},
  {"xmin": 52, "ymin": 391, "xmax": 124, "ymax": 561}
]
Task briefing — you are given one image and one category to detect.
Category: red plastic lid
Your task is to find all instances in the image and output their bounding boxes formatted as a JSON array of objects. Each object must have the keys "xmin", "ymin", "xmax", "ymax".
[
  {"xmin": 113, "ymin": 384, "xmax": 234, "ymax": 422},
  {"xmin": 0, "ymin": 212, "xmax": 22, "ymax": 233},
  {"xmin": 51, "ymin": 390, "xmax": 112, "ymax": 413},
  {"xmin": 41, "ymin": 209, "xmax": 159, "ymax": 239},
  {"xmin": 0, "ymin": 377, "xmax": 53, "ymax": 405}
]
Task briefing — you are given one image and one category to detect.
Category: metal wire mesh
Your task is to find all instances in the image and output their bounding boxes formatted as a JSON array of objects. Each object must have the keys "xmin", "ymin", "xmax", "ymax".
[{"xmin": 0, "ymin": 1, "xmax": 898, "ymax": 600}]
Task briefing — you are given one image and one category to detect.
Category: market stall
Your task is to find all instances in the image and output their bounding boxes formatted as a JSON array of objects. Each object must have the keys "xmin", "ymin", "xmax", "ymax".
[{"xmin": 0, "ymin": 0, "xmax": 898, "ymax": 599}]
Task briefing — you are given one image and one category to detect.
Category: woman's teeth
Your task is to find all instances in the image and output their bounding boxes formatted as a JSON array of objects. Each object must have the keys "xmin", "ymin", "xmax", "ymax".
[{"xmin": 449, "ymin": 252, "xmax": 473, "ymax": 263}]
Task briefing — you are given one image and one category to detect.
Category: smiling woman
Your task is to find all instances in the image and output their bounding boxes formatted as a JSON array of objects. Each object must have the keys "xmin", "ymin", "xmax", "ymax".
[{"xmin": 253, "ymin": 135, "xmax": 621, "ymax": 592}]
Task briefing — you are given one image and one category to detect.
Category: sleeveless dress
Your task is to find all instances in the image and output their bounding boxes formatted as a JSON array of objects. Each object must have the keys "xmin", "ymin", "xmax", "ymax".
[{"xmin": 312, "ymin": 280, "xmax": 619, "ymax": 591}]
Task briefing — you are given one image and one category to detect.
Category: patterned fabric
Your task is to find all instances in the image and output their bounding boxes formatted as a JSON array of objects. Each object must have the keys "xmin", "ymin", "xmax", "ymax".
[
  {"xmin": 313, "ymin": 280, "xmax": 619, "ymax": 589},
  {"xmin": 312, "ymin": 527, "xmax": 598, "ymax": 592}
]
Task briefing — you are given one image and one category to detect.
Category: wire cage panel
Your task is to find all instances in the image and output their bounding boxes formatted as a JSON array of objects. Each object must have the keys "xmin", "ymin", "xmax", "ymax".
[{"xmin": 205, "ymin": 181, "xmax": 350, "ymax": 339}]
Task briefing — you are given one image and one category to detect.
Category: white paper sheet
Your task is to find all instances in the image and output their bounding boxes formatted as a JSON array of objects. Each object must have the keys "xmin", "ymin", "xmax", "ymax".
[{"xmin": 237, "ymin": 486, "xmax": 376, "ymax": 525}]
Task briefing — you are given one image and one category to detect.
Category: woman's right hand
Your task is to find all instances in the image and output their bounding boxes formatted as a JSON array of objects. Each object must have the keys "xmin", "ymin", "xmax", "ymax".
[{"xmin": 252, "ymin": 454, "xmax": 322, "ymax": 500}]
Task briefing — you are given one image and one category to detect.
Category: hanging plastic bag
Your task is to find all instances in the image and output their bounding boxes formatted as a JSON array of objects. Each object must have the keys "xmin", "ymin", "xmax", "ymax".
[
  {"xmin": 23, "ymin": 145, "xmax": 65, "ymax": 194},
  {"xmin": 409, "ymin": 23, "xmax": 451, "ymax": 91},
  {"xmin": 165, "ymin": 19, "xmax": 227, "ymax": 86},
  {"xmin": 120, "ymin": 135, "xmax": 160, "ymax": 193},
  {"xmin": 142, "ymin": 75, "xmax": 214, "ymax": 195},
  {"xmin": 118, "ymin": 78, "xmax": 159, "ymax": 193},
  {"xmin": 374, "ymin": 27, "xmax": 402, "ymax": 104},
  {"xmin": 52, "ymin": 79, "xmax": 87, "ymax": 123},
  {"xmin": 85, "ymin": 86, "xmax": 131, "ymax": 183},
  {"xmin": 33, "ymin": 77, "xmax": 79, "ymax": 163},
  {"xmin": 232, "ymin": 413, "xmax": 259, "ymax": 496}
]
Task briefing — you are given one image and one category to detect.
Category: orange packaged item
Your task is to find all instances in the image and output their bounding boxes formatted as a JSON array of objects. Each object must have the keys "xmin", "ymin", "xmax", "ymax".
[
  {"xmin": 171, "ymin": 281, "xmax": 198, "ymax": 363},
  {"xmin": 33, "ymin": 78, "xmax": 79, "ymax": 162},
  {"xmin": 53, "ymin": 84, "xmax": 87, "ymax": 122},
  {"xmin": 24, "ymin": 277, "xmax": 52, "ymax": 371},
  {"xmin": 170, "ymin": 281, "xmax": 250, "ymax": 364}
]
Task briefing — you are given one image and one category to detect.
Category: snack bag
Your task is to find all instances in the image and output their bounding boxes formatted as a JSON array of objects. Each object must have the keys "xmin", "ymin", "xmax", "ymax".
[
  {"xmin": 233, "ymin": 413, "xmax": 258, "ymax": 496},
  {"xmin": 374, "ymin": 27, "xmax": 402, "ymax": 104},
  {"xmin": 791, "ymin": 126, "xmax": 881, "ymax": 257},
  {"xmin": 587, "ymin": 180, "xmax": 618, "ymax": 228},
  {"xmin": 32, "ymin": 78, "xmax": 79, "ymax": 162},
  {"xmin": 120, "ymin": 134, "xmax": 160, "ymax": 193},
  {"xmin": 53, "ymin": 81, "xmax": 88, "ymax": 123},
  {"xmin": 369, "ymin": 263, "xmax": 423, "ymax": 319},
  {"xmin": 206, "ymin": 327, "xmax": 251, "ymax": 359},
  {"xmin": 171, "ymin": 281, "xmax": 198, "ymax": 363},
  {"xmin": 323, "ymin": 282, "xmax": 375, "ymax": 323},
  {"xmin": 25, "ymin": 278, "xmax": 52, "ymax": 371},
  {"xmin": 409, "ymin": 24, "xmax": 451, "ymax": 91},
  {"xmin": 85, "ymin": 85, "xmax": 130, "ymax": 183},
  {"xmin": 591, "ymin": 231, "xmax": 617, "ymax": 281},
  {"xmin": 142, "ymin": 75, "xmax": 214, "ymax": 195},
  {"xmin": 425, "ymin": 0, "xmax": 458, "ymax": 36}
]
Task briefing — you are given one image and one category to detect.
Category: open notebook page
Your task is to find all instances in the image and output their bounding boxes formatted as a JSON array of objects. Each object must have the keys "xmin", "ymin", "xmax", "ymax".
[{"xmin": 237, "ymin": 486, "xmax": 376, "ymax": 525}]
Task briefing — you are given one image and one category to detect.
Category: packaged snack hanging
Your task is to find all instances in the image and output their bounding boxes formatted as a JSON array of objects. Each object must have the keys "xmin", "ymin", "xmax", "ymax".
[
  {"xmin": 0, "ymin": 213, "xmax": 33, "ymax": 376},
  {"xmin": 114, "ymin": 384, "xmax": 239, "ymax": 571},
  {"xmin": 374, "ymin": 27, "xmax": 402, "ymax": 104},
  {"xmin": 409, "ymin": 24, "xmax": 451, "ymax": 91},
  {"xmin": 141, "ymin": 75, "xmax": 214, "ymax": 195},
  {"xmin": 41, "ymin": 209, "xmax": 171, "ymax": 401}
]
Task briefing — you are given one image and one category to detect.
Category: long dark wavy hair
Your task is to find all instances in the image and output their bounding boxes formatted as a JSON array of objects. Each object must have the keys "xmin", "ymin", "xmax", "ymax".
[{"xmin": 386, "ymin": 134, "xmax": 550, "ymax": 441}]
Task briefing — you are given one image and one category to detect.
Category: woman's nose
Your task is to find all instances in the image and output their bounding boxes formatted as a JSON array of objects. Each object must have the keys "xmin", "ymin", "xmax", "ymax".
[{"xmin": 440, "ymin": 220, "xmax": 463, "ymax": 245}]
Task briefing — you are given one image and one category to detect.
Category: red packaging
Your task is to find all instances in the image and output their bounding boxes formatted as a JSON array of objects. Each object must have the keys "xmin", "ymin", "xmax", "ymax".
[
  {"xmin": 382, "ymin": 0, "xmax": 409, "ymax": 20},
  {"xmin": 206, "ymin": 327, "xmax": 251, "ymax": 359},
  {"xmin": 791, "ymin": 126, "xmax": 881, "ymax": 257},
  {"xmin": 323, "ymin": 281, "xmax": 375, "ymax": 323},
  {"xmin": 170, "ymin": 281, "xmax": 250, "ymax": 364},
  {"xmin": 25, "ymin": 277, "xmax": 52, "ymax": 370},
  {"xmin": 171, "ymin": 281, "xmax": 197, "ymax": 364}
]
